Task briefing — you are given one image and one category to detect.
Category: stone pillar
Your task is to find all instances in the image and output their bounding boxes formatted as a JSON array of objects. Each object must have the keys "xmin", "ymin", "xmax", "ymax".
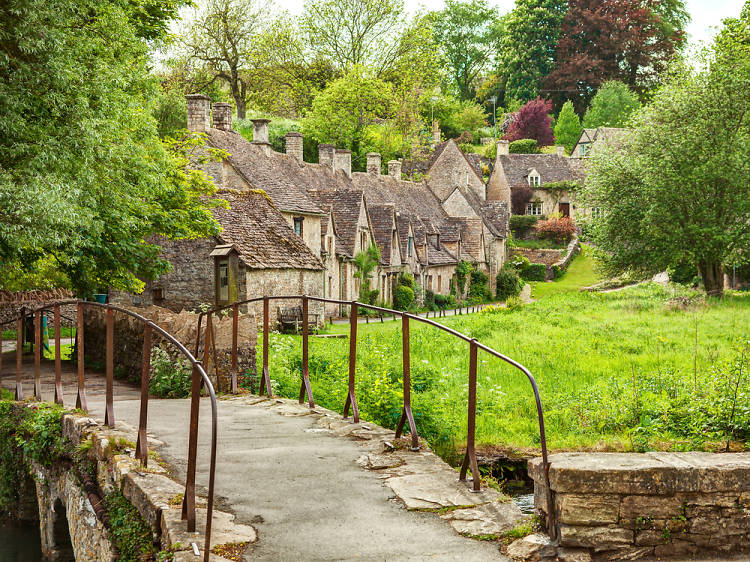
[
  {"xmin": 319, "ymin": 144, "xmax": 335, "ymax": 168},
  {"xmin": 212, "ymin": 103, "xmax": 232, "ymax": 131},
  {"xmin": 497, "ymin": 140, "xmax": 509, "ymax": 156},
  {"xmin": 186, "ymin": 94, "xmax": 211, "ymax": 132},
  {"xmin": 556, "ymin": 145, "xmax": 565, "ymax": 157},
  {"xmin": 285, "ymin": 132, "xmax": 303, "ymax": 161},
  {"xmin": 432, "ymin": 120, "xmax": 441, "ymax": 146},
  {"xmin": 251, "ymin": 119, "xmax": 270, "ymax": 144},
  {"xmin": 388, "ymin": 160, "xmax": 402, "ymax": 179},
  {"xmin": 366, "ymin": 152, "xmax": 382, "ymax": 175},
  {"xmin": 333, "ymin": 149, "xmax": 352, "ymax": 177}
]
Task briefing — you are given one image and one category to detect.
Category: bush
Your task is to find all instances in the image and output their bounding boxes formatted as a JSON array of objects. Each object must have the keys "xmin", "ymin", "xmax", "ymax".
[
  {"xmin": 496, "ymin": 268, "xmax": 523, "ymax": 300},
  {"xmin": 394, "ymin": 285, "xmax": 415, "ymax": 311},
  {"xmin": 509, "ymin": 215, "xmax": 539, "ymax": 238},
  {"xmin": 149, "ymin": 347, "xmax": 192, "ymax": 398},
  {"xmin": 669, "ymin": 261, "xmax": 700, "ymax": 286},
  {"xmin": 398, "ymin": 271, "xmax": 415, "ymax": 289},
  {"xmin": 509, "ymin": 139, "xmax": 540, "ymax": 154},
  {"xmin": 535, "ymin": 217, "xmax": 576, "ymax": 244},
  {"xmin": 520, "ymin": 263, "xmax": 547, "ymax": 282},
  {"xmin": 509, "ymin": 254, "xmax": 531, "ymax": 270},
  {"xmin": 469, "ymin": 269, "xmax": 491, "ymax": 302}
]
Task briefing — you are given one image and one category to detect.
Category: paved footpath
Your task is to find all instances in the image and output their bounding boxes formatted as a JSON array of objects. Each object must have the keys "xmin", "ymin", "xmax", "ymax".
[{"xmin": 2, "ymin": 355, "xmax": 510, "ymax": 561}]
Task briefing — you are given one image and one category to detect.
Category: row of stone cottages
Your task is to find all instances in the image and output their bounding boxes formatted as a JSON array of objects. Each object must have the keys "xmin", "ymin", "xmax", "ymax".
[{"xmin": 113, "ymin": 95, "xmax": 592, "ymax": 319}]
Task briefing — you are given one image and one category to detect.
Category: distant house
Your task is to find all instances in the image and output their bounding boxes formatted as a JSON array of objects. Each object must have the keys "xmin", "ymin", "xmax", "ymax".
[{"xmin": 572, "ymin": 127, "xmax": 627, "ymax": 158}]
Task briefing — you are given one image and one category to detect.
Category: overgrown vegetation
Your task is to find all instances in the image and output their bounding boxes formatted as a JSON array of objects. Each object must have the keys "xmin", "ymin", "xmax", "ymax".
[
  {"xmin": 104, "ymin": 490, "xmax": 155, "ymax": 561},
  {"xmin": 149, "ymin": 347, "xmax": 192, "ymax": 398}
]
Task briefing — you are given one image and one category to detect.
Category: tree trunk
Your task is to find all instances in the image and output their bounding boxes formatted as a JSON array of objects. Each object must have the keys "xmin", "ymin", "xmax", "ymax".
[
  {"xmin": 698, "ymin": 260, "xmax": 724, "ymax": 297},
  {"xmin": 235, "ymin": 97, "xmax": 246, "ymax": 120}
]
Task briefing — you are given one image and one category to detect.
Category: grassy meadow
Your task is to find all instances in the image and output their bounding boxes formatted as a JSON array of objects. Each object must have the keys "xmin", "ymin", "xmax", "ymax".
[{"xmin": 261, "ymin": 252, "xmax": 750, "ymax": 460}]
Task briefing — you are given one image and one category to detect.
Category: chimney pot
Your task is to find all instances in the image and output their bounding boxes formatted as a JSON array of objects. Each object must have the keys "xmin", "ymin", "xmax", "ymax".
[
  {"xmin": 186, "ymin": 94, "xmax": 211, "ymax": 132},
  {"xmin": 497, "ymin": 140, "xmax": 509, "ymax": 156},
  {"xmin": 366, "ymin": 152, "xmax": 382, "ymax": 175},
  {"xmin": 333, "ymin": 149, "xmax": 352, "ymax": 177},
  {"xmin": 285, "ymin": 132, "xmax": 303, "ymax": 161},
  {"xmin": 212, "ymin": 103, "xmax": 232, "ymax": 131},
  {"xmin": 387, "ymin": 160, "xmax": 402, "ymax": 179},
  {"xmin": 319, "ymin": 144, "xmax": 335, "ymax": 168},
  {"xmin": 556, "ymin": 145, "xmax": 565, "ymax": 157},
  {"xmin": 251, "ymin": 119, "xmax": 270, "ymax": 144}
]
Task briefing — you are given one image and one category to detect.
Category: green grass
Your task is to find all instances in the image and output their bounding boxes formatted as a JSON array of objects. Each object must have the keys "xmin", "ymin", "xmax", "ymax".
[
  {"xmin": 530, "ymin": 245, "xmax": 601, "ymax": 300},
  {"xmin": 511, "ymin": 239, "xmax": 568, "ymax": 250}
]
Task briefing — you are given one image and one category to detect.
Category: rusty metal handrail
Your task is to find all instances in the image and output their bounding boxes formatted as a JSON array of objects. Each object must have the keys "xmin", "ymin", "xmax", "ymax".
[
  {"xmin": 0, "ymin": 300, "xmax": 218, "ymax": 560},
  {"xmin": 195, "ymin": 294, "xmax": 557, "ymax": 539}
]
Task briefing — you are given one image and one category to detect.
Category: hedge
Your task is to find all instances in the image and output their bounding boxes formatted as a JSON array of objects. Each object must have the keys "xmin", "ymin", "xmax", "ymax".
[
  {"xmin": 509, "ymin": 215, "xmax": 539, "ymax": 238},
  {"xmin": 394, "ymin": 285, "xmax": 415, "ymax": 310},
  {"xmin": 520, "ymin": 263, "xmax": 547, "ymax": 282},
  {"xmin": 509, "ymin": 139, "xmax": 540, "ymax": 154},
  {"xmin": 496, "ymin": 268, "xmax": 523, "ymax": 301}
]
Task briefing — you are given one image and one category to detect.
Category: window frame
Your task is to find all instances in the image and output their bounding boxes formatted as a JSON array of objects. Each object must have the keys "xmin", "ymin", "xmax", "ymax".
[{"xmin": 525, "ymin": 202, "xmax": 544, "ymax": 216}]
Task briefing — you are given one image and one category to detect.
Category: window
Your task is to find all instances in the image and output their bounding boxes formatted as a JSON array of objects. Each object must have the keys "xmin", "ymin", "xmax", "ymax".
[
  {"xmin": 152, "ymin": 288, "xmax": 164, "ymax": 302},
  {"xmin": 328, "ymin": 276, "xmax": 332, "ymax": 296},
  {"xmin": 591, "ymin": 207, "xmax": 604, "ymax": 219},
  {"xmin": 526, "ymin": 202, "xmax": 543, "ymax": 216},
  {"xmin": 293, "ymin": 217, "xmax": 304, "ymax": 236},
  {"xmin": 360, "ymin": 231, "xmax": 367, "ymax": 251},
  {"xmin": 218, "ymin": 259, "xmax": 229, "ymax": 302},
  {"xmin": 408, "ymin": 236, "xmax": 414, "ymax": 257},
  {"xmin": 580, "ymin": 144, "xmax": 590, "ymax": 157},
  {"xmin": 327, "ymin": 236, "xmax": 333, "ymax": 255},
  {"xmin": 528, "ymin": 173, "xmax": 540, "ymax": 187},
  {"xmin": 437, "ymin": 275, "xmax": 442, "ymax": 292}
]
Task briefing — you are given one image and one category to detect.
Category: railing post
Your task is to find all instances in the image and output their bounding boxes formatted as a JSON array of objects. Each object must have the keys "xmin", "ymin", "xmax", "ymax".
[
  {"xmin": 54, "ymin": 304, "xmax": 63, "ymax": 404},
  {"xmin": 459, "ymin": 339, "xmax": 481, "ymax": 491},
  {"xmin": 259, "ymin": 297, "xmax": 273, "ymax": 397},
  {"xmin": 75, "ymin": 303, "xmax": 88, "ymax": 411},
  {"xmin": 0, "ymin": 328, "xmax": 3, "ymax": 387},
  {"xmin": 395, "ymin": 314, "xmax": 419, "ymax": 450},
  {"xmin": 15, "ymin": 316, "xmax": 23, "ymax": 400},
  {"xmin": 343, "ymin": 301, "xmax": 360, "ymax": 422},
  {"xmin": 34, "ymin": 311, "xmax": 41, "ymax": 400},
  {"xmin": 182, "ymin": 363, "xmax": 202, "ymax": 533},
  {"xmin": 231, "ymin": 303, "xmax": 239, "ymax": 394},
  {"xmin": 104, "ymin": 308, "xmax": 115, "ymax": 427},
  {"xmin": 298, "ymin": 295, "xmax": 314, "ymax": 408},
  {"xmin": 208, "ymin": 313, "xmax": 219, "ymax": 388},
  {"xmin": 135, "ymin": 324, "xmax": 152, "ymax": 466}
]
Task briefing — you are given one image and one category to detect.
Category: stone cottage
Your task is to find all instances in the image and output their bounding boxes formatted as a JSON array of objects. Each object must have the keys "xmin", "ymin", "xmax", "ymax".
[{"xmin": 572, "ymin": 127, "xmax": 627, "ymax": 158}]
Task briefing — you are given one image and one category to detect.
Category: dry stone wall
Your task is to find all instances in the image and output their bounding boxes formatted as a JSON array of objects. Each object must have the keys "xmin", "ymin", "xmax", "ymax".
[
  {"xmin": 0, "ymin": 289, "xmax": 75, "ymax": 325},
  {"xmin": 528, "ymin": 452, "xmax": 750, "ymax": 560}
]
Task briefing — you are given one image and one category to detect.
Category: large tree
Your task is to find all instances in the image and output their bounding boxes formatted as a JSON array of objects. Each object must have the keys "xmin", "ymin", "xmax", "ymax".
[
  {"xmin": 504, "ymin": 98, "xmax": 555, "ymax": 146},
  {"xmin": 545, "ymin": 0, "xmax": 685, "ymax": 112},
  {"xmin": 582, "ymin": 80, "xmax": 641, "ymax": 128},
  {"xmin": 554, "ymin": 101, "xmax": 582, "ymax": 154},
  {"xmin": 500, "ymin": 0, "xmax": 568, "ymax": 102},
  {"xmin": 431, "ymin": 0, "xmax": 505, "ymax": 101},
  {"xmin": 583, "ymin": 10, "xmax": 750, "ymax": 296},
  {"xmin": 0, "ymin": 0, "xmax": 221, "ymax": 296}
]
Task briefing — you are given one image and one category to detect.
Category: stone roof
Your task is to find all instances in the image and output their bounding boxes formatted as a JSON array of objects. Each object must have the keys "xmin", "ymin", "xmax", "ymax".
[
  {"xmin": 481, "ymin": 200, "xmax": 510, "ymax": 239},
  {"xmin": 426, "ymin": 240, "xmax": 458, "ymax": 266},
  {"xmin": 350, "ymin": 173, "xmax": 447, "ymax": 224},
  {"xmin": 368, "ymin": 204, "xmax": 396, "ymax": 266},
  {"xmin": 446, "ymin": 217, "xmax": 484, "ymax": 262},
  {"xmin": 211, "ymin": 190, "xmax": 323, "ymax": 270},
  {"xmin": 395, "ymin": 213, "xmax": 412, "ymax": 262},
  {"xmin": 307, "ymin": 188, "xmax": 366, "ymax": 259},
  {"xmin": 497, "ymin": 154, "xmax": 582, "ymax": 188}
]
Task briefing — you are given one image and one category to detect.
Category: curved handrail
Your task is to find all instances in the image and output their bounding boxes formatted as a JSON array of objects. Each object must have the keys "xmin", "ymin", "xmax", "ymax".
[
  {"xmin": 195, "ymin": 294, "xmax": 557, "ymax": 539},
  {"xmin": 0, "ymin": 300, "xmax": 218, "ymax": 561}
]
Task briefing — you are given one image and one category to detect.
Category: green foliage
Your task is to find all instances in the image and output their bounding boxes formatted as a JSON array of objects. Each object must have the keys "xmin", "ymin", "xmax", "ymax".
[
  {"xmin": 428, "ymin": 95, "xmax": 488, "ymax": 140},
  {"xmin": 468, "ymin": 269, "xmax": 490, "ymax": 302},
  {"xmin": 554, "ymin": 101, "xmax": 582, "ymax": 154},
  {"xmin": 153, "ymin": 87, "xmax": 188, "ymax": 139},
  {"xmin": 582, "ymin": 80, "xmax": 640, "ymax": 128},
  {"xmin": 513, "ymin": 239, "xmax": 567, "ymax": 250},
  {"xmin": 104, "ymin": 489, "xmax": 155, "ymax": 561},
  {"xmin": 542, "ymin": 180, "xmax": 581, "ymax": 192},
  {"xmin": 520, "ymin": 263, "xmax": 547, "ymax": 282},
  {"xmin": 394, "ymin": 285, "xmax": 415, "ymax": 311},
  {"xmin": 509, "ymin": 215, "xmax": 539, "ymax": 238},
  {"xmin": 149, "ymin": 347, "xmax": 192, "ymax": 398},
  {"xmin": 455, "ymin": 261, "xmax": 474, "ymax": 297},
  {"xmin": 397, "ymin": 271, "xmax": 415, "ymax": 289},
  {"xmin": 0, "ymin": 402, "xmax": 30, "ymax": 512},
  {"xmin": 496, "ymin": 267, "xmax": 523, "ymax": 301},
  {"xmin": 354, "ymin": 244, "xmax": 382, "ymax": 303},
  {"xmin": 508, "ymin": 139, "xmax": 540, "ymax": 154}
]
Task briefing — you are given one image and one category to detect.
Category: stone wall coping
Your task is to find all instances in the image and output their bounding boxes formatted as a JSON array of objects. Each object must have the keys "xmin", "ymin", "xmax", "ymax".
[{"xmin": 529, "ymin": 452, "xmax": 750, "ymax": 494}]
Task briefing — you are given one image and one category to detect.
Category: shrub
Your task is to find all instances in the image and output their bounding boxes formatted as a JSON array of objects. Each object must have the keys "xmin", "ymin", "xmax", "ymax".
[
  {"xmin": 424, "ymin": 289, "xmax": 435, "ymax": 309},
  {"xmin": 520, "ymin": 263, "xmax": 547, "ymax": 282},
  {"xmin": 509, "ymin": 215, "xmax": 539, "ymax": 238},
  {"xmin": 510, "ymin": 254, "xmax": 531, "ymax": 271},
  {"xmin": 509, "ymin": 139, "xmax": 540, "ymax": 154},
  {"xmin": 496, "ymin": 268, "xmax": 523, "ymax": 300},
  {"xmin": 394, "ymin": 285, "xmax": 415, "ymax": 311},
  {"xmin": 434, "ymin": 294, "xmax": 448, "ymax": 307},
  {"xmin": 469, "ymin": 269, "xmax": 491, "ymax": 302},
  {"xmin": 149, "ymin": 347, "xmax": 192, "ymax": 398},
  {"xmin": 535, "ymin": 217, "xmax": 576, "ymax": 244}
]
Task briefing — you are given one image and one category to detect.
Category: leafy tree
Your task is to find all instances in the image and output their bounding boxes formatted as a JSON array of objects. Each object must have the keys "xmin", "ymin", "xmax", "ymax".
[
  {"xmin": 504, "ymin": 98, "xmax": 554, "ymax": 146},
  {"xmin": 545, "ymin": 0, "xmax": 685, "ymax": 112},
  {"xmin": 554, "ymin": 101, "xmax": 582, "ymax": 154},
  {"xmin": 0, "ymin": 0, "xmax": 221, "ymax": 296},
  {"xmin": 353, "ymin": 244, "xmax": 382, "ymax": 303},
  {"xmin": 583, "ymin": 19, "xmax": 750, "ymax": 296},
  {"xmin": 500, "ymin": 0, "xmax": 568, "ymax": 101},
  {"xmin": 509, "ymin": 139, "xmax": 540, "ymax": 154},
  {"xmin": 431, "ymin": 0, "xmax": 505, "ymax": 100},
  {"xmin": 582, "ymin": 81, "xmax": 641, "ymax": 128},
  {"xmin": 426, "ymin": 95, "xmax": 487, "ymax": 139}
]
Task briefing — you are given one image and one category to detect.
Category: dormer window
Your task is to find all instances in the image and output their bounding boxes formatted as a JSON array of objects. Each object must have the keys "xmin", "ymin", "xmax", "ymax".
[
  {"xmin": 528, "ymin": 172, "xmax": 540, "ymax": 187},
  {"xmin": 293, "ymin": 217, "xmax": 304, "ymax": 236},
  {"xmin": 408, "ymin": 236, "xmax": 414, "ymax": 257}
]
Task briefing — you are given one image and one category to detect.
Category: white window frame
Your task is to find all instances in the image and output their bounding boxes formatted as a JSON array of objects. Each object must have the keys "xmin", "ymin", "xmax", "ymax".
[
  {"xmin": 528, "ymin": 174, "xmax": 540, "ymax": 187},
  {"xmin": 526, "ymin": 202, "xmax": 544, "ymax": 216}
]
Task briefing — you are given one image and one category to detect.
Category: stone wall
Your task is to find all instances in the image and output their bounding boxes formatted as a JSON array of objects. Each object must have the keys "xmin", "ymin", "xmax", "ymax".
[
  {"xmin": 552, "ymin": 236, "xmax": 580, "ymax": 274},
  {"xmin": 528, "ymin": 452, "xmax": 750, "ymax": 560},
  {"xmin": 514, "ymin": 248, "xmax": 564, "ymax": 267},
  {"xmin": 0, "ymin": 289, "xmax": 75, "ymax": 325}
]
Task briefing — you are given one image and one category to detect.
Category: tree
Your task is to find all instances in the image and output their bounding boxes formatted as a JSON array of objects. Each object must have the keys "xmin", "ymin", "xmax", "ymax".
[
  {"xmin": 500, "ymin": 0, "xmax": 568, "ymax": 101},
  {"xmin": 431, "ymin": 0, "xmax": 505, "ymax": 100},
  {"xmin": 545, "ymin": 0, "xmax": 685, "ymax": 113},
  {"xmin": 582, "ymin": 81, "xmax": 640, "ymax": 128},
  {"xmin": 582, "ymin": 21, "xmax": 750, "ymax": 296},
  {"xmin": 504, "ymin": 98, "xmax": 555, "ymax": 146},
  {"xmin": 353, "ymin": 244, "xmax": 382, "ymax": 303},
  {"xmin": 0, "ymin": 0, "xmax": 221, "ymax": 296},
  {"xmin": 554, "ymin": 101, "xmax": 582, "ymax": 153},
  {"xmin": 179, "ymin": 0, "xmax": 270, "ymax": 118}
]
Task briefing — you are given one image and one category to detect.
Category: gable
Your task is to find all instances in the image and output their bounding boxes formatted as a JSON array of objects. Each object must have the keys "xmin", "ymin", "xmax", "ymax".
[
  {"xmin": 443, "ymin": 188, "xmax": 480, "ymax": 218},
  {"xmin": 427, "ymin": 140, "xmax": 486, "ymax": 202}
]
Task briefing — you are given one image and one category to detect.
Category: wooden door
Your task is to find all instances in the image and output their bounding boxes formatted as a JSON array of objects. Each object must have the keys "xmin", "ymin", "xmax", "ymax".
[{"xmin": 559, "ymin": 203, "xmax": 570, "ymax": 217}]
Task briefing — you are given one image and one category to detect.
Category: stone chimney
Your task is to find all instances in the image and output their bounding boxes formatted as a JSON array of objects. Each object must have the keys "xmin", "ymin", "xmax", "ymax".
[
  {"xmin": 212, "ymin": 103, "xmax": 232, "ymax": 131},
  {"xmin": 366, "ymin": 153, "xmax": 382, "ymax": 175},
  {"xmin": 556, "ymin": 145, "xmax": 565, "ymax": 157},
  {"xmin": 388, "ymin": 160, "xmax": 402, "ymax": 179},
  {"xmin": 497, "ymin": 140, "xmax": 509, "ymax": 156},
  {"xmin": 186, "ymin": 94, "xmax": 211, "ymax": 132},
  {"xmin": 251, "ymin": 119, "xmax": 270, "ymax": 144},
  {"xmin": 333, "ymin": 149, "xmax": 352, "ymax": 177},
  {"xmin": 432, "ymin": 120, "xmax": 441, "ymax": 146},
  {"xmin": 285, "ymin": 132, "xmax": 303, "ymax": 161},
  {"xmin": 319, "ymin": 144, "xmax": 335, "ymax": 168}
]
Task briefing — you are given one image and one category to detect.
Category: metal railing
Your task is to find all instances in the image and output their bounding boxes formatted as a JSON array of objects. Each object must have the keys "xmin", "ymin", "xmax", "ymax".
[
  {"xmin": 0, "ymin": 301, "xmax": 218, "ymax": 561},
  {"xmin": 197, "ymin": 294, "xmax": 557, "ymax": 538}
]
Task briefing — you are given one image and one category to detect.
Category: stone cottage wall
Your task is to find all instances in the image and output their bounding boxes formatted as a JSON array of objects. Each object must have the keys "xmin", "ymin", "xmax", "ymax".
[{"xmin": 529, "ymin": 452, "xmax": 750, "ymax": 560}]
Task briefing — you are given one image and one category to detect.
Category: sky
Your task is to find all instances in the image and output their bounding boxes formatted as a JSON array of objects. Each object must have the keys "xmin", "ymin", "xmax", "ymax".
[{"xmin": 275, "ymin": 0, "xmax": 746, "ymax": 48}]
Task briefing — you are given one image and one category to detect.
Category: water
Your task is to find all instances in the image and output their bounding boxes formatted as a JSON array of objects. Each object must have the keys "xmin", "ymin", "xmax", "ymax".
[
  {"xmin": 0, "ymin": 521, "xmax": 43, "ymax": 561},
  {"xmin": 511, "ymin": 492, "xmax": 535, "ymax": 515}
]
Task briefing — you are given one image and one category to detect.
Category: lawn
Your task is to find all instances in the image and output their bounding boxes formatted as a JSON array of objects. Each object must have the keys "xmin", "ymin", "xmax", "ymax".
[
  {"xmin": 261, "ymin": 253, "xmax": 750, "ymax": 460},
  {"xmin": 530, "ymin": 245, "xmax": 601, "ymax": 299}
]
